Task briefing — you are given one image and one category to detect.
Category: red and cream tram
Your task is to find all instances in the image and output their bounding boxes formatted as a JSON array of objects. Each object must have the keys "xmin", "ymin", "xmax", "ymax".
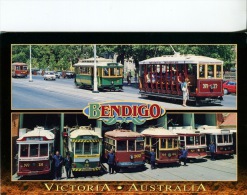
[
  {"xmin": 139, "ymin": 54, "xmax": 224, "ymax": 105},
  {"xmin": 104, "ymin": 129, "xmax": 145, "ymax": 171},
  {"xmin": 171, "ymin": 127, "xmax": 207, "ymax": 159},
  {"xmin": 12, "ymin": 62, "xmax": 28, "ymax": 78},
  {"xmin": 197, "ymin": 126, "xmax": 234, "ymax": 157},
  {"xmin": 140, "ymin": 127, "xmax": 179, "ymax": 164},
  {"xmin": 16, "ymin": 126, "xmax": 55, "ymax": 176}
]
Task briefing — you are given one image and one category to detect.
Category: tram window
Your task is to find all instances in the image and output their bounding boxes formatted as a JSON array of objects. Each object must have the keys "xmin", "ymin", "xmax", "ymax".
[
  {"xmin": 81, "ymin": 67, "xmax": 91, "ymax": 75},
  {"xmin": 168, "ymin": 138, "xmax": 173, "ymax": 148},
  {"xmin": 128, "ymin": 140, "xmax": 135, "ymax": 151},
  {"xmin": 40, "ymin": 144, "xmax": 48, "ymax": 156},
  {"xmin": 110, "ymin": 68, "xmax": 122, "ymax": 76},
  {"xmin": 117, "ymin": 140, "xmax": 127, "ymax": 151},
  {"xmin": 23, "ymin": 66, "xmax": 27, "ymax": 70},
  {"xmin": 186, "ymin": 136, "xmax": 194, "ymax": 145},
  {"xmin": 75, "ymin": 142, "xmax": 83, "ymax": 154},
  {"xmin": 103, "ymin": 68, "xmax": 109, "ymax": 76},
  {"xmin": 201, "ymin": 135, "xmax": 206, "ymax": 145},
  {"xmin": 224, "ymin": 135, "xmax": 229, "ymax": 143},
  {"xmin": 161, "ymin": 139, "xmax": 166, "ymax": 149},
  {"xmin": 20, "ymin": 145, "xmax": 29, "ymax": 157},
  {"xmin": 92, "ymin": 142, "xmax": 99, "ymax": 154},
  {"xmin": 199, "ymin": 65, "xmax": 205, "ymax": 78},
  {"xmin": 146, "ymin": 137, "xmax": 150, "ymax": 145},
  {"xmin": 30, "ymin": 144, "xmax": 39, "ymax": 157},
  {"xmin": 16, "ymin": 66, "xmax": 20, "ymax": 70},
  {"xmin": 229, "ymin": 135, "xmax": 232, "ymax": 143},
  {"xmin": 136, "ymin": 141, "xmax": 144, "ymax": 151},
  {"xmin": 195, "ymin": 136, "xmax": 200, "ymax": 145},
  {"xmin": 174, "ymin": 139, "xmax": 178, "ymax": 148},
  {"xmin": 84, "ymin": 143, "xmax": 91, "ymax": 154},
  {"xmin": 207, "ymin": 65, "xmax": 214, "ymax": 78},
  {"xmin": 49, "ymin": 143, "xmax": 53, "ymax": 154},
  {"xmin": 217, "ymin": 135, "xmax": 223, "ymax": 143},
  {"xmin": 216, "ymin": 65, "xmax": 222, "ymax": 78},
  {"xmin": 109, "ymin": 139, "xmax": 115, "ymax": 145}
]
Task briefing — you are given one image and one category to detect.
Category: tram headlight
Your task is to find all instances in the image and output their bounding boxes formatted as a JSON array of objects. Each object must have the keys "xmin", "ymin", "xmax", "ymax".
[
  {"xmin": 168, "ymin": 153, "xmax": 172, "ymax": 158},
  {"xmin": 197, "ymin": 149, "xmax": 200, "ymax": 152},
  {"xmin": 130, "ymin": 155, "xmax": 134, "ymax": 160},
  {"xmin": 111, "ymin": 81, "xmax": 114, "ymax": 85}
]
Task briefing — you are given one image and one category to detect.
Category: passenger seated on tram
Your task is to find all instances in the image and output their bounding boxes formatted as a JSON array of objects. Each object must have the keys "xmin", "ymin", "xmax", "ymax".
[{"xmin": 146, "ymin": 73, "xmax": 151, "ymax": 83}]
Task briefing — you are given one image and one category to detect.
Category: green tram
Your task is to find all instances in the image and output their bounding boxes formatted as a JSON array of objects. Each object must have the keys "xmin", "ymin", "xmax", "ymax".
[
  {"xmin": 73, "ymin": 57, "xmax": 124, "ymax": 91},
  {"xmin": 67, "ymin": 126, "xmax": 102, "ymax": 177}
]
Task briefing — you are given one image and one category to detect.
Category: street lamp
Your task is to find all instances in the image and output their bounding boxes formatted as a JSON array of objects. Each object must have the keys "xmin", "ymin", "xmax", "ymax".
[
  {"xmin": 29, "ymin": 45, "xmax": 33, "ymax": 82},
  {"xmin": 92, "ymin": 44, "xmax": 99, "ymax": 93}
]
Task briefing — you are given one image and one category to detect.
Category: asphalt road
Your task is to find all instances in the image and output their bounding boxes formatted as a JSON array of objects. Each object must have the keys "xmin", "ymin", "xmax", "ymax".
[
  {"xmin": 12, "ymin": 155, "xmax": 237, "ymax": 181},
  {"xmin": 12, "ymin": 75, "xmax": 237, "ymax": 110}
]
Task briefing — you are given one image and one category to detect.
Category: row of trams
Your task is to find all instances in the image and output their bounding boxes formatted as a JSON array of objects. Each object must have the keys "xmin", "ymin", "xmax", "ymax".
[
  {"xmin": 12, "ymin": 53, "xmax": 228, "ymax": 105},
  {"xmin": 16, "ymin": 125, "xmax": 235, "ymax": 177}
]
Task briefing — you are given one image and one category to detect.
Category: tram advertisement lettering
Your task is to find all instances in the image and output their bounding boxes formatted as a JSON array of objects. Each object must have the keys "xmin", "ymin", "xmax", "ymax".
[{"xmin": 83, "ymin": 101, "xmax": 166, "ymax": 125}]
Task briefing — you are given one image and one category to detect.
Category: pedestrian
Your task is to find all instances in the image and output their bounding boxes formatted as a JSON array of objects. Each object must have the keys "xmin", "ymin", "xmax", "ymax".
[
  {"xmin": 209, "ymin": 141, "xmax": 216, "ymax": 160},
  {"xmin": 107, "ymin": 149, "xmax": 115, "ymax": 174},
  {"xmin": 64, "ymin": 153, "xmax": 72, "ymax": 178},
  {"xmin": 51, "ymin": 151, "xmax": 64, "ymax": 180},
  {"xmin": 127, "ymin": 71, "xmax": 132, "ymax": 85},
  {"xmin": 150, "ymin": 148, "xmax": 156, "ymax": 169},
  {"xmin": 181, "ymin": 78, "xmax": 190, "ymax": 107},
  {"xmin": 179, "ymin": 147, "xmax": 188, "ymax": 166}
]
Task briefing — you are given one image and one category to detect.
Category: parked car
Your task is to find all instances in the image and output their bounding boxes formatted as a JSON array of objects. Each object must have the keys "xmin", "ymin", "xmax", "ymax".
[
  {"xmin": 223, "ymin": 80, "xmax": 236, "ymax": 94},
  {"xmin": 65, "ymin": 71, "xmax": 75, "ymax": 79},
  {"xmin": 43, "ymin": 71, "xmax": 56, "ymax": 80},
  {"xmin": 55, "ymin": 71, "xmax": 62, "ymax": 79}
]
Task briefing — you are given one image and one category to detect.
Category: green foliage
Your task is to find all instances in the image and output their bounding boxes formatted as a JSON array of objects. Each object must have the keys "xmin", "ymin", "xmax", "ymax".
[{"xmin": 12, "ymin": 45, "xmax": 236, "ymax": 71}]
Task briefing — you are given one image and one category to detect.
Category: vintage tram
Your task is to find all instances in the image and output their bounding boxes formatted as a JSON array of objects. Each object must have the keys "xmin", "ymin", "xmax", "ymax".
[
  {"xmin": 73, "ymin": 57, "xmax": 124, "ymax": 91},
  {"xmin": 197, "ymin": 126, "xmax": 234, "ymax": 157},
  {"xmin": 16, "ymin": 126, "xmax": 55, "ymax": 176},
  {"xmin": 139, "ymin": 54, "xmax": 224, "ymax": 105},
  {"xmin": 170, "ymin": 127, "xmax": 207, "ymax": 159},
  {"xmin": 104, "ymin": 129, "xmax": 145, "ymax": 171},
  {"xmin": 67, "ymin": 126, "xmax": 102, "ymax": 177},
  {"xmin": 12, "ymin": 62, "xmax": 28, "ymax": 78},
  {"xmin": 140, "ymin": 127, "xmax": 179, "ymax": 164}
]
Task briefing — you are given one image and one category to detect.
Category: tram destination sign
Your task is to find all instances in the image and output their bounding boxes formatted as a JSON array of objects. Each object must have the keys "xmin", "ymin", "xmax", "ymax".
[{"xmin": 83, "ymin": 101, "xmax": 166, "ymax": 125}]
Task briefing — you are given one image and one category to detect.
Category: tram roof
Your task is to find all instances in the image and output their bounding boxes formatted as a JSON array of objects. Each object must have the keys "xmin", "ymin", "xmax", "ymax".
[
  {"xmin": 197, "ymin": 128, "xmax": 232, "ymax": 135},
  {"xmin": 141, "ymin": 127, "xmax": 178, "ymax": 137},
  {"xmin": 105, "ymin": 129, "xmax": 144, "ymax": 138},
  {"xmin": 17, "ymin": 126, "xmax": 55, "ymax": 141},
  {"xmin": 73, "ymin": 57, "xmax": 123, "ymax": 67},
  {"xmin": 170, "ymin": 128, "xmax": 202, "ymax": 135},
  {"xmin": 70, "ymin": 128, "xmax": 102, "ymax": 139},
  {"xmin": 12, "ymin": 62, "xmax": 28, "ymax": 66},
  {"xmin": 139, "ymin": 54, "xmax": 223, "ymax": 65}
]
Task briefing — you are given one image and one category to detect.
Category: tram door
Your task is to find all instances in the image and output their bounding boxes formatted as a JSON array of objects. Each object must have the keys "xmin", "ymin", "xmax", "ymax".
[{"xmin": 152, "ymin": 138, "xmax": 159, "ymax": 159}]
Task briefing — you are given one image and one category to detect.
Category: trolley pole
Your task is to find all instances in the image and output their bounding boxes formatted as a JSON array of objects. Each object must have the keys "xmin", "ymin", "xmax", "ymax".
[
  {"xmin": 92, "ymin": 44, "xmax": 99, "ymax": 93},
  {"xmin": 29, "ymin": 45, "xmax": 33, "ymax": 82}
]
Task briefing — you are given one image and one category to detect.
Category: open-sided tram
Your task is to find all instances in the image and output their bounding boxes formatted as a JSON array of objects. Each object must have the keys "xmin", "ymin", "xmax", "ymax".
[
  {"xmin": 104, "ymin": 129, "xmax": 145, "ymax": 171},
  {"xmin": 170, "ymin": 127, "xmax": 207, "ymax": 159},
  {"xmin": 197, "ymin": 126, "xmax": 234, "ymax": 157},
  {"xmin": 140, "ymin": 127, "xmax": 179, "ymax": 164},
  {"xmin": 67, "ymin": 126, "xmax": 102, "ymax": 177},
  {"xmin": 73, "ymin": 57, "xmax": 124, "ymax": 91},
  {"xmin": 139, "ymin": 54, "xmax": 224, "ymax": 105},
  {"xmin": 16, "ymin": 126, "xmax": 55, "ymax": 176},
  {"xmin": 12, "ymin": 62, "xmax": 28, "ymax": 78}
]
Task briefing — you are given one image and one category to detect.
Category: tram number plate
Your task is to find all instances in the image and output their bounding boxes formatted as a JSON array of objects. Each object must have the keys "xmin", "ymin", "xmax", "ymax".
[
  {"xmin": 38, "ymin": 163, "xmax": 43, "ymax": 167},
  {"xmin": 23, "ymin": 163, "xmax": 30, "ymax": 167},
  {"xmin": 202, "ymin": 84, "xmax": 218, "ymax": 89},
  {"xmin": 134, "ymin": 154, "xmax": 141, "ymax": 158}
]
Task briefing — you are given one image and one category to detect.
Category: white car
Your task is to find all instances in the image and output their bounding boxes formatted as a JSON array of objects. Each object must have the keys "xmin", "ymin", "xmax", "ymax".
[{"xmin": 44, "ymin": 71, "xmax": 56, "ymax": 80}]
